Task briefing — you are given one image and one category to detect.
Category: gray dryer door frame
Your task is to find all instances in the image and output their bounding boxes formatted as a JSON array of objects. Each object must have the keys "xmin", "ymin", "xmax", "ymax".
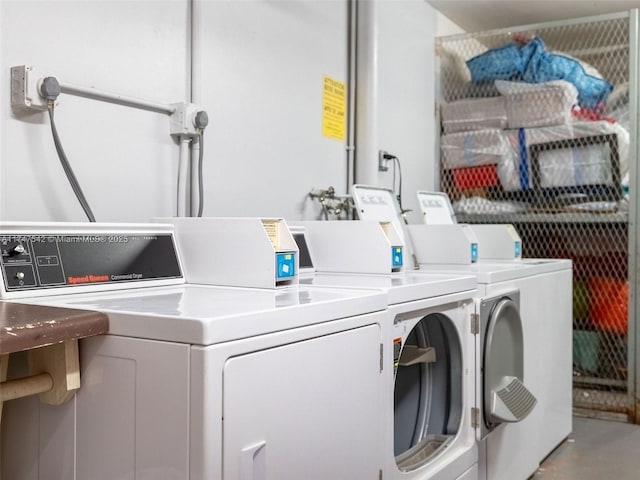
[{"xmin": 478, "ymin": 290, "xmax": 537, "ymax": 440}]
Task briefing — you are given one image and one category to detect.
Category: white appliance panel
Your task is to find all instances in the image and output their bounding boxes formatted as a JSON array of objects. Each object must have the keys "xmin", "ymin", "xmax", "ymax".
[
  {"xmin": 223, "ymin": 325, "xmax": 381, "ymax": 480},
  {"xmin": 189, "ymin": 312, "xmax": 385, "ymax": 479},
  {"xmin": 77, "ymin": 336, "xmax": 190, "ymax": 480},
  {"xmin": 2, "ymin": 335, "xmax": 191, "ymax": 480}
]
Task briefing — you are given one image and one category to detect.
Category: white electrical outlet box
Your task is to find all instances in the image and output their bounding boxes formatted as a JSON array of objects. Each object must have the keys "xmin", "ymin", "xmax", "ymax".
[
  {"xmin": 10, "ymin": 65, "xmax": 56, "ymax": 111},
  {"xmin": 169, "ymin": 102, "xmax": 201, "ymax": 136}
]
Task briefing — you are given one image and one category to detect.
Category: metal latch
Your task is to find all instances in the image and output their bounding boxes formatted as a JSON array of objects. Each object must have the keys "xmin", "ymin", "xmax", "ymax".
[
  {"xmin": 471, "ymin": 313, "xmax": 479, "ymax": 335},
  {"xmin": 472, "ymin": 407, "xmax": 480, "ymax": 429}
]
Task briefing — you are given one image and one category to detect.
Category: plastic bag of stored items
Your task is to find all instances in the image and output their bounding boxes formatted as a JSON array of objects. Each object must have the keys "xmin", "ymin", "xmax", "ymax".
[{"xmin": 466, "ymin": 37, "xmax": 613, "ymax": 108}]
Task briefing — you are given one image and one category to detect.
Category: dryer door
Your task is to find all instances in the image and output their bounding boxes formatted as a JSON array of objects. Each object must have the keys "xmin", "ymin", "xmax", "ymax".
[
  {"xmin": 393, "ymin": 313, "xmax": 464, "ymax": 472},
  {"xmin": 480, "ymin": 293, "xmax": 536, "ymax": 440}
]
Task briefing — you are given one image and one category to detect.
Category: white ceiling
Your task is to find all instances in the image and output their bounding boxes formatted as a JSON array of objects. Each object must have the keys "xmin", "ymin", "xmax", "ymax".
[{"xmin": 428, "ymin": 0, "xmax": 640, "ymax": 33}]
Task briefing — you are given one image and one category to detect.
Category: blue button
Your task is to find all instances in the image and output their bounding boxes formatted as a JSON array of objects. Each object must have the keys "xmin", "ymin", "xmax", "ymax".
[
  {"xmin": 515, "ymin": 241, "xmax": 522, "ymax": 258},
  {"xmin": 276, "ymin": 252, "xmax": 296, "ymax": 279},
  {"xmin": 471, "ymin": 243, "xmax": 478, "ymax": 263},
  {"xmin": 392, "ymin": 246, "xmax": 403, "ymax": 267}
]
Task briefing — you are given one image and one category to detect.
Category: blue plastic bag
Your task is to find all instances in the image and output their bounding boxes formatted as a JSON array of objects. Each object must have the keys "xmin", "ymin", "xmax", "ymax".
[
  {"xmin": 467, "ymin": 37, "xmax": 613, "ymax": 107},
  {"xmin": 466, "ymin": 43, "xmax": 523, "ymax": 82}
]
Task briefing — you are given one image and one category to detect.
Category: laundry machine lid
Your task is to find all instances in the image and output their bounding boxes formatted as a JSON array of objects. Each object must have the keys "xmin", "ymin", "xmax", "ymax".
[
  {"xmin": 299, "ymin": 271, "xmax": 476, "ymax": 305},
  {"xmin": 13, "ymin": 284, "xmax": 388, "ymax": 345},
  {"xmin": 481, "ymin": 294, "xmax": 536, "ymax": 438},
  {"xmin": 416, "ymin": 191, "xmax": 458, "ymax": 225},
  {"xmin": 421, "ymin": 259, "xmax": 570, "ymax": 283}
]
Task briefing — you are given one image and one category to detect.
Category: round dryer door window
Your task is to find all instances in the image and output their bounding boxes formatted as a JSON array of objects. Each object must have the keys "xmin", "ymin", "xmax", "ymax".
[
  {"xmin": 393, "ymin": 313, "xmax": 463, "ymax": 472},
  {"xmin": 482, "ymin": 295, "xmax": 537, "ymax": 437}
]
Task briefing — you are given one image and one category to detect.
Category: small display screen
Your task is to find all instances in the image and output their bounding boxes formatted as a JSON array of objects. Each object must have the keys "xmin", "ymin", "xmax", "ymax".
[
  {"xmin": 293, "ymin": 233, "xmax": 314, "ymax": 269},
  {"xmin": 1, "ymin": 233, "xmax": 182, "ymax": 291}
]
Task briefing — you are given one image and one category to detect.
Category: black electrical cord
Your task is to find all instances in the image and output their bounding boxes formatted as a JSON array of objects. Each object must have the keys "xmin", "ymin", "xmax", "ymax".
[
  {"xmin": 197, "ymin": 132, "xmax": 205, "ymax": 217},
  {"xmin": 47, "ymin": 104, "xmax": 96, "ymax": 222},
  {"xmin": 392, "ymin": 155, "xmax": 404, "ymax": 213}
]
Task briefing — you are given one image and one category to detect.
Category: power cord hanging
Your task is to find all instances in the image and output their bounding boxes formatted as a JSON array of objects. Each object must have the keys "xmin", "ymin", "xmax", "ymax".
[
  {"xmin": 382, "ymin": 150, "xmax": 405, "ymax": 217},
  {"xmin": 194, "ymin": 111, "xmax": 209, "ymax": 217},
  {"xmin": 42, "ymin": 77, "xmax": 96, "ymax": 222},
  {"xmin": 393, "ymin": 156, "xmax": 404, "ymax": 214},
  {"xmin": 197, "ymin": 131, "xmax": 205, "ymax": 217}
]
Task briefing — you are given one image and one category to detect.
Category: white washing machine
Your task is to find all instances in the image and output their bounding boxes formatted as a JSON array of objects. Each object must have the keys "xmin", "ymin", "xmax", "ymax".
[
  {"xmin": 291, "ymin": 220, "xmax": 482, "ymax": 480},
  {"xmin": 0, "ymin": 222, "xmax": 388, "ymax": 480},
  {"xmin": 352, "ymin": 186, "xmax": 573, "ymax": 480}
]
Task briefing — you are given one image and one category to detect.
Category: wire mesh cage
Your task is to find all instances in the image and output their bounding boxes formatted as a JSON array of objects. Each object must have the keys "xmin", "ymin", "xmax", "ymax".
[{"xmin": 436, "ymin": 12, "xmax": 635, "ymax": 419}]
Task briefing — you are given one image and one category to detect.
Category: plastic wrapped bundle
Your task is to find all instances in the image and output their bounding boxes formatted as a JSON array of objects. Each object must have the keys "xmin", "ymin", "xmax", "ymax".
[
  {"xmin": 441, "ymin": 96, "xmax": 508, "ymax": 133},
  {"xmin": 495, "ymin": 80, "xmax": 578, "ymax": 129},
  {"xmin": 441, "ymin": 129, "xmax": 509, "ymax": 169},
  {"xmin": 498, "ymin": 121, "xmax": 629, "ymax": 192}
]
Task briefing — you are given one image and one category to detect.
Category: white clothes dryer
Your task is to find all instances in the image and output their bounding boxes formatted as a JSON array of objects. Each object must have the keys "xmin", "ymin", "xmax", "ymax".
[
  {"xmin": 0, "ymin": 222, "xmax": 388, "ymax": 480},
  {"xmin": 293, "ymin": 222, "xmax": 480, "ymax": 480},
  {"xmin": 351, "ymin": 186, "xmax": 573, "ymax": 480},
  {"xmin": 421, "ymin": 261, "xmax": 572, "ymax": 480}
]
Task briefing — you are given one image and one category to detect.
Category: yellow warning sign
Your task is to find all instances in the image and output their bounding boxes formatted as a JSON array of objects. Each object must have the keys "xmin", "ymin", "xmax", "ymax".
[{"xmin": 322, "ymin": 75, "xmax": 346, "ymax": 141}]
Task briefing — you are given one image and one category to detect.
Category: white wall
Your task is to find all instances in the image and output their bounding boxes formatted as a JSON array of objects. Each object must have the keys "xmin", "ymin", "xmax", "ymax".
[
  {"xmin": 0, "ymin": 0, "xmax": 189, "ymax": 222},
  {"xmin": 358, "ymin": 0, "xmax": 439, "ymax": 224},
  {"xmin": 0, "ymin": 0, "xmax": 444, "ymax": 224},
  {"xmin": 436, "ymin": 10, "xmax": 465, "ymax": 36},
  {"xmin": 193, "ymin": 0, "xmax": 350, "ymax": 220}
]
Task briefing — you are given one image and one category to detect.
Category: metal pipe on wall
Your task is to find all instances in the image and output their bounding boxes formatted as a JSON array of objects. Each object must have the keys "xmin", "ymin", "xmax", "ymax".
[
  {"xmin": 354, "ymin": 0, "xmax": 379, "ymax": 186},
  {"xmin": 59, "ymin": 82, "xmax": 176, "ymax": 115},
  {"xmin": 189, "ymin": 0, "xmax": 203, "ymax": 217},
  {"xmin": 346, "ymin": 0, "xmax": 357, "ymax": 193}
]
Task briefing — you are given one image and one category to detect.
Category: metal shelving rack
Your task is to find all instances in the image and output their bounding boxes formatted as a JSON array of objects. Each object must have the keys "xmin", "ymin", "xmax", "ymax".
[{"xmin": 435, "ymin": 10, "xmax": 640, "ymax": 422}]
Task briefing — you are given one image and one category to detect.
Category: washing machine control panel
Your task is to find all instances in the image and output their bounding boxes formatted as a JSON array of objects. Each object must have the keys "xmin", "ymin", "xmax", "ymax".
[{"xmin": 1, "ymin": 233, "xmax": 183, "ymax": 294}]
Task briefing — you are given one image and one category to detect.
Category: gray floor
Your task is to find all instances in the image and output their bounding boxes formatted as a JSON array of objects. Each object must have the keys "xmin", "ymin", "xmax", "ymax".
[{"xmin": 530, "ymin": 416, "xmax": 640, "ymax": 479}]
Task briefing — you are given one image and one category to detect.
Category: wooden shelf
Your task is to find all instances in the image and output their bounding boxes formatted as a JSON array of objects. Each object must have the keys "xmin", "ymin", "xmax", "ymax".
[{"xmin": 0, "ymin": 302, "xmax": 109, "ymax": 424}]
